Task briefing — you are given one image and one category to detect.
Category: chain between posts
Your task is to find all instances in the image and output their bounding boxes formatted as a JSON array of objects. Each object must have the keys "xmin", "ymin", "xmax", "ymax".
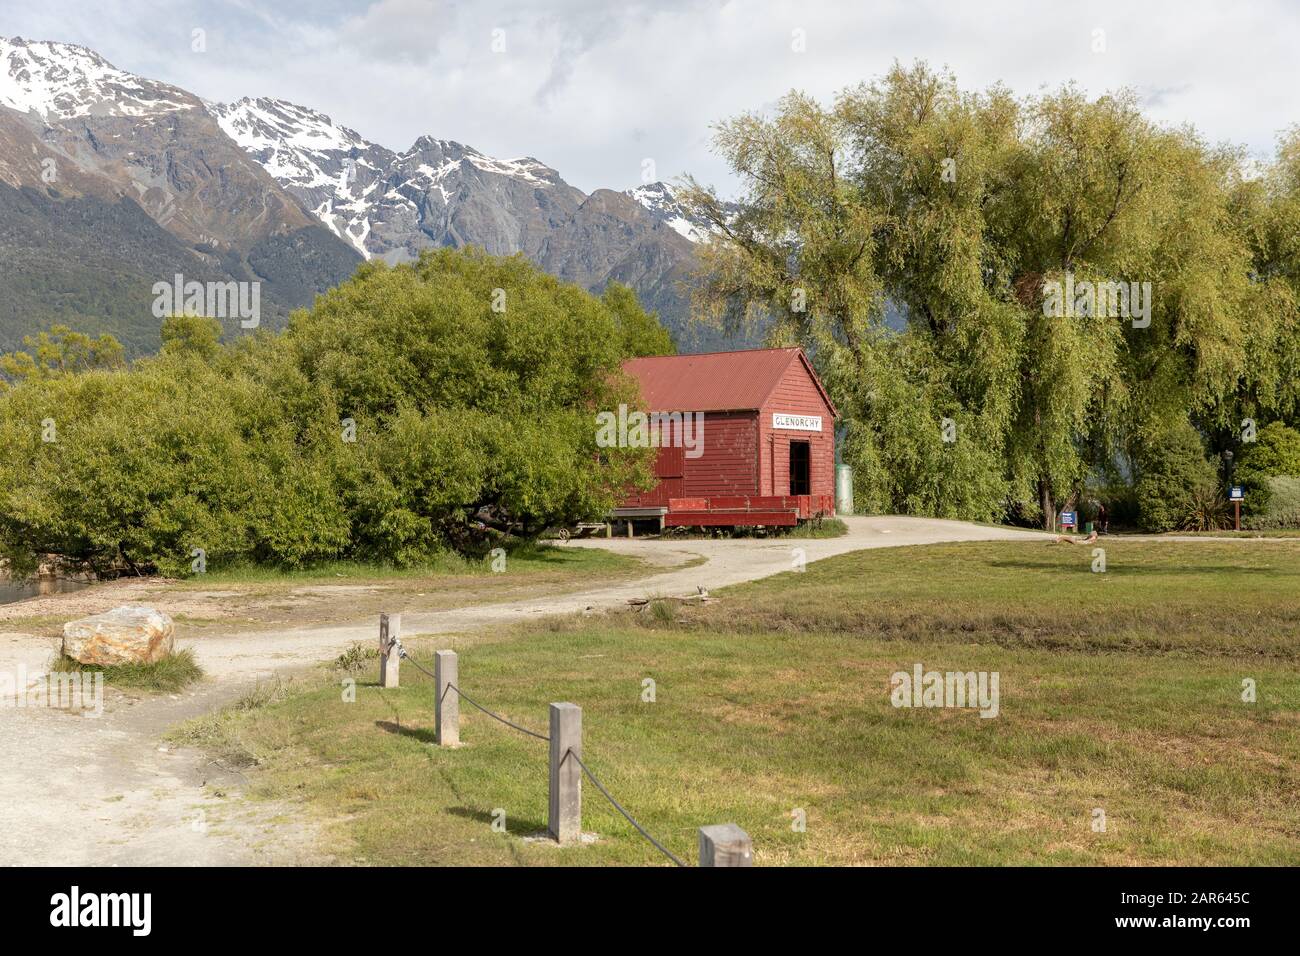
[{"xmin": 393, "ymin": 639, "xmax": 686, "ymax": 866}]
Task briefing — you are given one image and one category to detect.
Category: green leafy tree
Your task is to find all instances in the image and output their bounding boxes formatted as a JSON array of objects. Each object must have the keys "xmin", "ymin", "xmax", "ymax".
[
  {"xmin": 601, "ymin": 282, "xmax": 676, "ymax": 357},
  {"xmin": 288, "ymin": 248, "xmax": 654, "ymax": 553},
  {"xmin": 160, "ymin": 314, "xmax": 223, "ymax": 360},
  {"xmin": 0, "ymin": 248, "xmax": 662, "ymax": 576},
  {"xmin": 682, "ymin": 62, "xmax": 1278, "ymax": 527},
  {"xmin": 0, "ymin": 325, "xmax": 125, "ymax": 386},
  {"xmin": 1235, "ymin": 422, "xmax": 1300, "ymax": 513},
  {"xmin": 1133, "ymin": 420, "xmax": 1220, "ymax": 531},
  {"xmin": 1221, "ymin": 128, "xmax": 1300, "ymax": 428}
]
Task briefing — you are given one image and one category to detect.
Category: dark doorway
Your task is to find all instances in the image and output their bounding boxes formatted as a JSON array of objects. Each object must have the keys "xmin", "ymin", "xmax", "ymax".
[{"xmin": 789, "ymin": 440, "xmax": 810, "ymax": 495}]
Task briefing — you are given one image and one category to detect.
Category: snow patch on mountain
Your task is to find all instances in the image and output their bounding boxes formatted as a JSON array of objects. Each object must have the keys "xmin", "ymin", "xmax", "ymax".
[
  {"xmin": 626, "ymin": 181, "xmax": 713, "ymax": 243},
  {"xmin": 466, "ymin": 153, "xmax": 556, "ymax": 186},
  {"xmin": 0, "ymin": 36, "xmax": 195, "ymax": 119},
  {"xmin": 396, "ymin": 136, "xmax": 560, "ymax": 188},
  {"xmin": 211, "ymin": 96, "xmax": 382, "ymax": 256},
  {"xmin": 211, "ymin": 97, "xmax": 369, "ymax": 189},
  {"xmin": 0, "ymin": 35, "xmax": 722, "ymax": 352},
  {"xmin": 213, "ymin": 99, "xmax": 575, "ymax": 261}
]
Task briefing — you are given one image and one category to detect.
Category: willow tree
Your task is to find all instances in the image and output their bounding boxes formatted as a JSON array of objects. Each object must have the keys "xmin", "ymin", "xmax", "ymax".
[
  {"xmin": 681, "ymin": 62, "xmax": 1277, "ymax": 526},
  {"xmin": 1222, "ymin": 127, "xmax": 1300, "ymax": 432}
]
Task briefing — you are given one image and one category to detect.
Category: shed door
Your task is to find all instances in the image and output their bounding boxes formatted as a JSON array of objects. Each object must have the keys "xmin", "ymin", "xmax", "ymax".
[
  {"xmin": 654, "ymin": 442, "xmax": 685, "ymax": 500},
  {"xmin": 789, "ymin": 440, "xmax": 811, "ymax": 496}
]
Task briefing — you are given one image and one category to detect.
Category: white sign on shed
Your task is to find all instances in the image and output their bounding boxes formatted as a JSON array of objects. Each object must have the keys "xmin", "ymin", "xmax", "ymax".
[{"xmin": 772, "ymin": 413, "xmax": 822, "ymax": 432}]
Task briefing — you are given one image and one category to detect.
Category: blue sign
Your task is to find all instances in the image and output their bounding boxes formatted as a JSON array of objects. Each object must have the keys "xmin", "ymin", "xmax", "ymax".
[
  {"xmin": 1059, "ymin": 511, "xmax": 1077, "ymax": 526},
  {"xmin": 1230, "ymin": 486, "xmax": 1244, "ymax": 502}
]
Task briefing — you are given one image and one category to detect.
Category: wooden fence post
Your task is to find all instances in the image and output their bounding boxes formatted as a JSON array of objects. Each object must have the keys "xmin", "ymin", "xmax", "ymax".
[
  {"xmin": 548, "ymin": 702, "xmax": 582, "ymax": 844},
  {"xmin": 698, "ymin": 824, "xmax": 753, "ymax": 866},
  {"xmin": 435, "ymin": 650, "xmax": 459, "ymax": 746},
  {"xmin": 378, "ymin": 613, "xmax": 401, "ymax": 688}
]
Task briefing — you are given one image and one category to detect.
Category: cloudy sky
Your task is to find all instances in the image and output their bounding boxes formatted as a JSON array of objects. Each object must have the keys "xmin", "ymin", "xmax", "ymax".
[{"xmin": 4, "ymin": 0, "xmax": 1296, "ymax": 193}]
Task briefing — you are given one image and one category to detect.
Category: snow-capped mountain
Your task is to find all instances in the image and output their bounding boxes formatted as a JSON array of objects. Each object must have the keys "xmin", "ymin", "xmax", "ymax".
[
  {"xmin": 0, "ymin": 36, "xmax": 197, "ymax": 119},
  {"xmin": 207, "ymin": 95, "xmax": 730, "ymax": 346},
  {"xmin": 212, "ymin": 96, "xmax": 662, "ymax": 265},
  {"xmin": 1, "ymin": 35, "xmax": 743, "ymax": 353},
  {"xmin": 209, "ymin": 98, "xmax": 372, "ymax": 192},
  {"xmin": 0, "ymin": 37, "xmax": 361, "ymax": 353},
  {"xmin": 210, "ymin": 97, "xmax": 391, "ymax": 257},
  {"xmin": 625, "ymin": 181, "xmax": 714, "ymax": 243},
  {"xmin": 211, "ymin": 96, "xmax": 594, "ymax": 262}
]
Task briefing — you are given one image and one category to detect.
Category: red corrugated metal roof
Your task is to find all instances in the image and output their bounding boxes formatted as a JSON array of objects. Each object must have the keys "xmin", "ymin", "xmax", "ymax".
[{"xmin": 621, "ymin": 347, "xmax": 837, "ymax": 415}]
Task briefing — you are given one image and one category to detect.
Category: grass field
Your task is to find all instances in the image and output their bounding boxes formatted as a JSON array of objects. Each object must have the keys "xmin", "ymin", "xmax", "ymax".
[
  {"xmin": 172, "ymin": 542, "xmax": 619, "ymax": 587},
  {"xmin": 175, "ymin": 539, "xmax": 1300, "ymax": 866},
  {"xmin": 1148, "ymin": 529, "xmax": 1300, "ymax": 539}
]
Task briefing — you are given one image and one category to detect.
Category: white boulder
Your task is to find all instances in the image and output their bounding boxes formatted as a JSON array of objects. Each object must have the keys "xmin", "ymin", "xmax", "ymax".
[{"xmin": 62, "ymin": 606, "xmax": 175, "ymax": 666}]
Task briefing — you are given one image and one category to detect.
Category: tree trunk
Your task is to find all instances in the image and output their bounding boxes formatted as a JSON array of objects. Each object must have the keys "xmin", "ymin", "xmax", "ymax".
[{"xmin": 1039, "ymin": 480, "xmax": 1054, "ymax": 531}]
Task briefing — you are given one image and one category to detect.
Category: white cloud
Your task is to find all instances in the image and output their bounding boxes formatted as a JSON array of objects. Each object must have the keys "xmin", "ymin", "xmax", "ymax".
[{"xmin": 4, "ymin": 0, "xmax": 1296, "ymax": 193}]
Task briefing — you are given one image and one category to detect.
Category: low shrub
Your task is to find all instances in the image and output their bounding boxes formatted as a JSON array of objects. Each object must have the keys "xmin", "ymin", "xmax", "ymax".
[
  {"xmin": 0, "ymin": 250, "xmax": 664, "ymax": 577},
  {"xmin": 1244, "ymin": 476, "xmax": 1300, "ymax": 530},
  {"xmin": 1134, "ymin": 421, "xmax": 1220, "ymax": 532}
]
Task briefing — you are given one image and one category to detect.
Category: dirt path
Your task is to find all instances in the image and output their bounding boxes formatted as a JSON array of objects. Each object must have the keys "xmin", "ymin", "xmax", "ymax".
[
  {"xmin": 183, "ymin": 516, "xmax": 1050, "ymax": 679},
  {"xmin": 0, "ymin": 516, "xmax": 1046, "ymax": 866}
]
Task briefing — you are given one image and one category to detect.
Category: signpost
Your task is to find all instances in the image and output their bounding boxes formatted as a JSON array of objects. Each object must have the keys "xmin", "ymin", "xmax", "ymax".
[
  {"xmin": 1230, "ymin": 486, "xmax": 1244, "ymax": 531},
  {"xmin": 1059, "ymin": 510, "xmax": 1077, "ymax": 532}
]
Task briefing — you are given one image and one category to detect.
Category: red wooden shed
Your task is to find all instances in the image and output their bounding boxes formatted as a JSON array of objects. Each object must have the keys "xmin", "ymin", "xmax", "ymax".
[{"xmin": 615, "ymin": 347, "xmax": 837, "ymax": 529}]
